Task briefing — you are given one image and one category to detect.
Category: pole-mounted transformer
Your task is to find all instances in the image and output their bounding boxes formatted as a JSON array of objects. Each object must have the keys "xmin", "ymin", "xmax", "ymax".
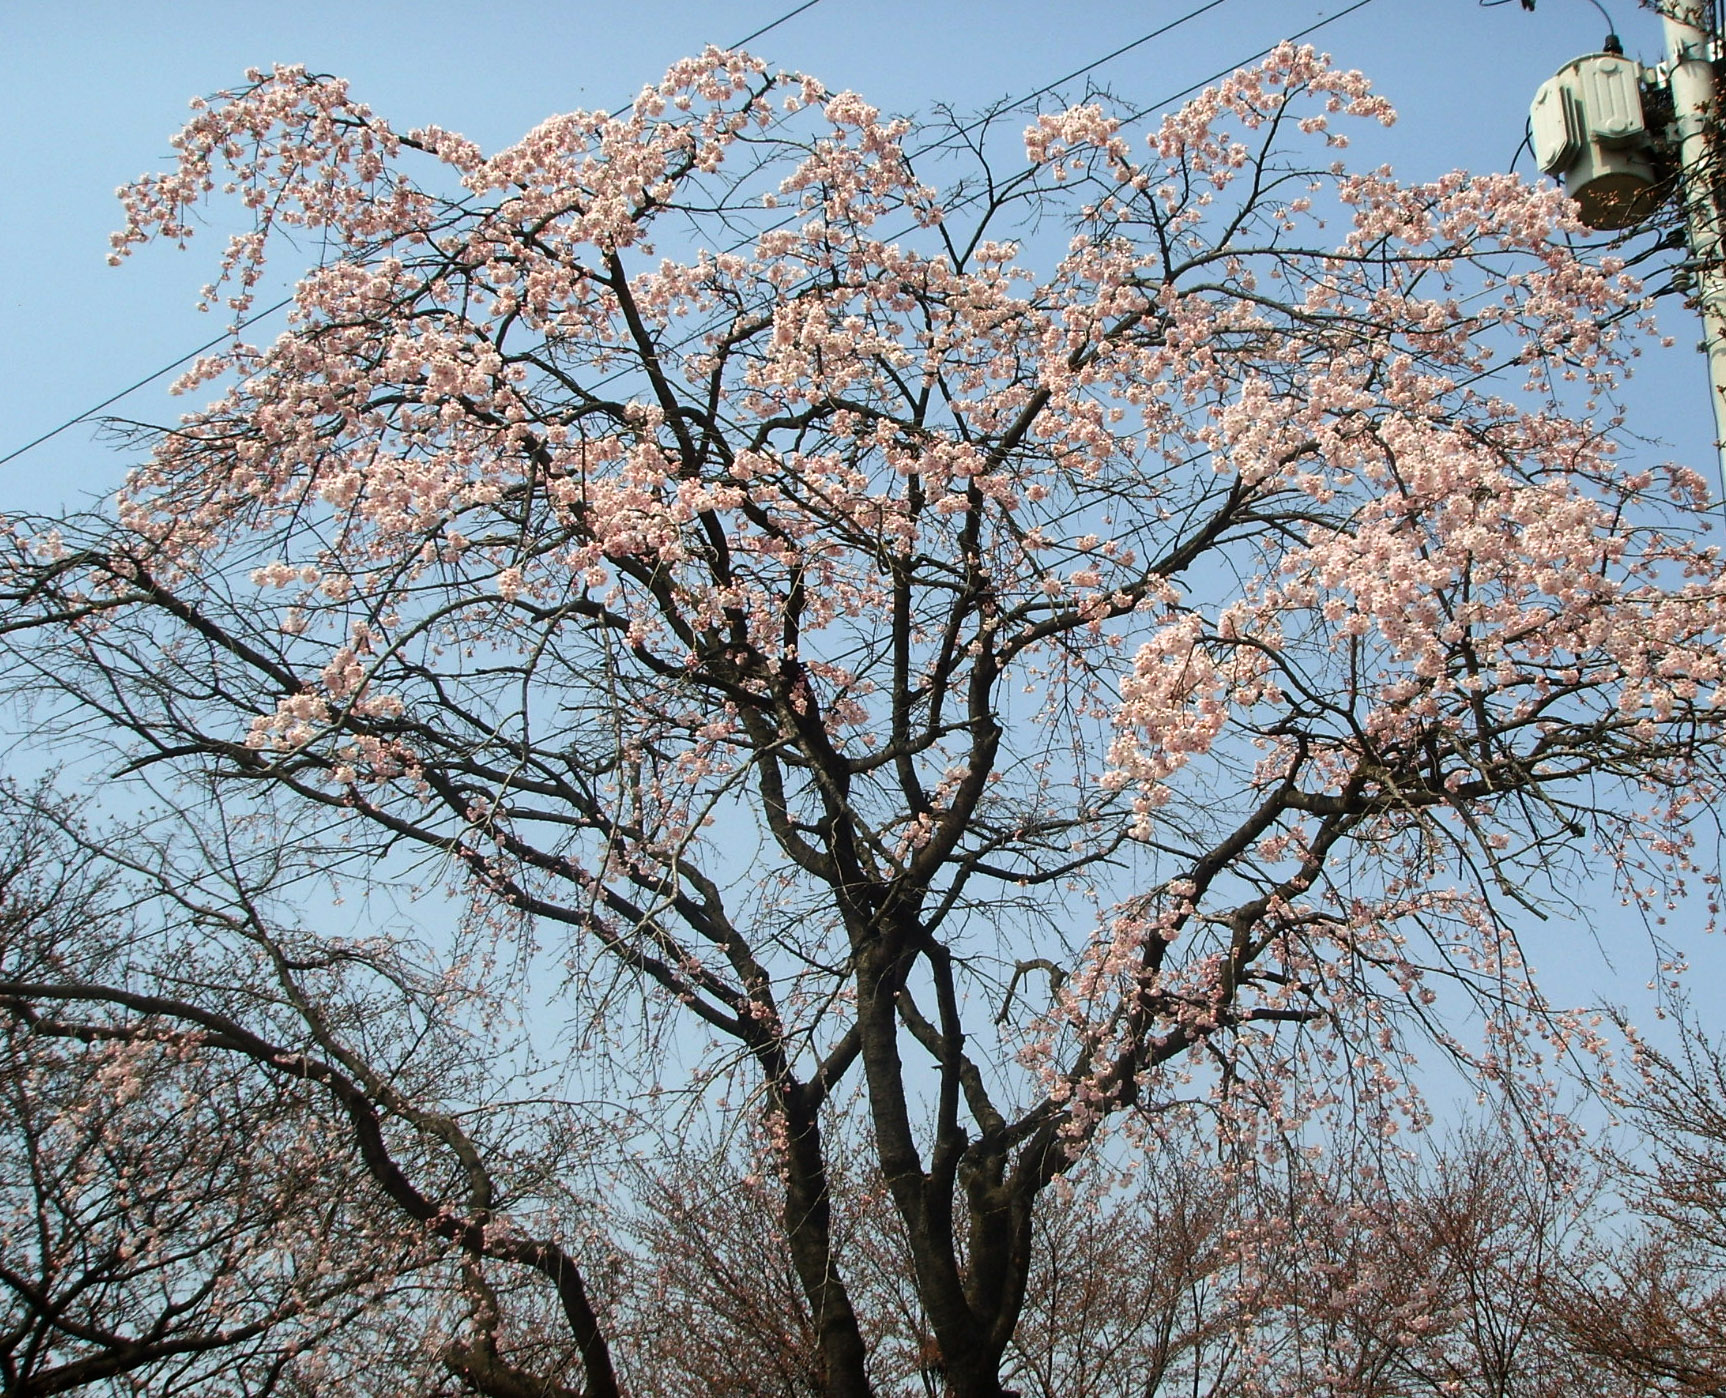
[
  {"xmin": 1526, "ymin": 2, "xmax": 1726, "ymax": 486},
  {"xmin": 1529, "ymin": 44, "xmax": 1663, "ymax": 228}
]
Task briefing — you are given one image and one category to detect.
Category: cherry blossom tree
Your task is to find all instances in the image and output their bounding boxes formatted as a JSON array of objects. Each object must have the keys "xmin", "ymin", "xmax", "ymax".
[{"xmin": 2, "ymin": 39, "xmax": 1724, "ymax": 1397}]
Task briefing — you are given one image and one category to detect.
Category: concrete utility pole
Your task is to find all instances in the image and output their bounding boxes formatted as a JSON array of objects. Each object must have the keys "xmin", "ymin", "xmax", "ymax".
[{"xmin": 1662, "ymin": 1, "xmax": 1726, "ymax": 481}]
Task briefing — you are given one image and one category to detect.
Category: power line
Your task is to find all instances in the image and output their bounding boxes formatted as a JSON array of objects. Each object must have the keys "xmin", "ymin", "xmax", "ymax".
[
  {"xmin": 727, "ymin": 0, "xmax": 825, "ymax": 50},
  {"xmin": 579, "ymin": 0, "xmax": 1256, "ymax": 396},
  {"xmin": 4, "ymin": 0, "xmax": 1386, "ymax": 471},
  {"xmin": 929, "ymin": 0, "xmax": 1234, "ymax": 146},
  {"xmin": 0, "ymin": 301, "xmax": 294, "ymax": 470},
  {"xmin": 0, "ymin": 0, "xmax": 828, "ymax": 472},
  {"xmin": 580, "ymin": 0, "xmax": 1376, "ymax": 394},
  {"xmin": 1127, "ymin": 0, "xmax": 1383, "ymax": 121}
]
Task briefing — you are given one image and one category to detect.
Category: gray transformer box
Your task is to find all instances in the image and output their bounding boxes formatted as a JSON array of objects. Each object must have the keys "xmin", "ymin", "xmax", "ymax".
[{"xmin": 1531, "ymin": 52, "xmax": 1662, "ymax": 228}]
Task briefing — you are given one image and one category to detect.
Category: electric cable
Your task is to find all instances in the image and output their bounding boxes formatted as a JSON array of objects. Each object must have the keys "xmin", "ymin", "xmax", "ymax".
[
  {"xmin": 727, "ymin": 0, "xmax": 825, "ymax": 50},
  {"xmin": 1124, "ymin": 0, "xmax": 1382, "ymax": 121},
  {"xmin": 0, "ymin": 0, "xmax": 828, "ymax": 471},
  {"xmin": 575, "ymin": 0, "xmax": 1379, "ymax": 395},
  {"xmin": 0, "ymin": 307, "xmax": 299, "ymax": 470},
  {"xmin": 915, "ymin": 0, "xmax": 1233, "ymax": 154},
  {"xmin": 1478, "ymin": 0, "xmax": 1622, "ymax": 48},
  {"xmin": 561, "ymin": 0, "xmax": 1256, "ymax": 400},
  {"xmin": 3, "ymin": 0, "xmax": 1383, "ymax": 470}
]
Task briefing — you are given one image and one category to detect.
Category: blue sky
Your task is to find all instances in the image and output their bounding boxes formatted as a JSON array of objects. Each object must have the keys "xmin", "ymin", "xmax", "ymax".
[
  {"xmin": 4, "ymin": 0, "xmax": 1708, "ymax": 502},
  {"xmin": 3, "ymin": 0, "xmax": 1719, "ymax": 1019}
]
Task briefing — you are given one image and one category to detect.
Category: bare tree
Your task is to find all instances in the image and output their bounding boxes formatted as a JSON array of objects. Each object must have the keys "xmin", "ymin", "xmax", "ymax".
[
  {"xmin": 1550, "ymin": 1013, "xmax": 1726, "ymax": 1395},
  {"xmin": 0, "ymin": 795, "xmax": 441, "ymax": 1395}
]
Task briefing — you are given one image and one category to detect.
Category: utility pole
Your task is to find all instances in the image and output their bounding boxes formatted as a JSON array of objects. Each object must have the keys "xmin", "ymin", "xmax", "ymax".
[{"xmin": 1662, "ymin": 1, "xmax": 1726, "ymax": 482}]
